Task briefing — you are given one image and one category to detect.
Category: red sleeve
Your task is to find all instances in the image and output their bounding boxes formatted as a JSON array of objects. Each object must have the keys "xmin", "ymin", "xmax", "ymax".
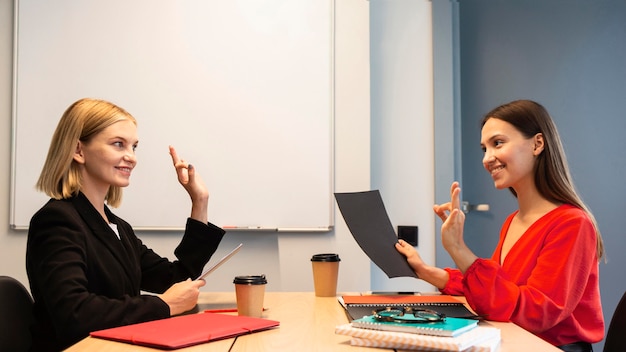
[
  {"xmin": 440, "ymin": 268, "xmax": 465, "ymax": 296},
  {"xmin": 440, "ymin": 211, "xmax": 515, "ymax": 297}
]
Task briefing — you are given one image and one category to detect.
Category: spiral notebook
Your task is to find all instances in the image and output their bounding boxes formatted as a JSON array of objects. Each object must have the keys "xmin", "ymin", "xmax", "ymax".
[
  {"xmin": 351, "ymin": 315, "xmax": 478, "ymax": 337},
  {"xmin": 335, "ymin": 324, "xmax": 501, "ymax": 352},
  {"xmin": 340, "ymin": 295, "xmax": 478, "ymax": 321}
]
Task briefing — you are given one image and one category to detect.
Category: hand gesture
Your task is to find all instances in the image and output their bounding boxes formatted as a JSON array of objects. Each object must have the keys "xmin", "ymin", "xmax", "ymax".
[
  {"xmin": 169, "ymin": 146, "xmax": 208, "ymax": 223},
  {"xmin": 433, "ymin": 182, "xmax": 478, "ymax": 273},
  {"xmin": 433, "ymin": 182, "xmax": 466, "ymax": 253}
]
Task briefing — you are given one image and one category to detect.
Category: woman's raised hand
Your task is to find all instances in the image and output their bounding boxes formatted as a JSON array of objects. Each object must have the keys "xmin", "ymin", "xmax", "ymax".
[
  {"xmin": 169, "ymin": 146, "xmax": 209, "ymax": 223},
  {"xmin": 433, "ymin": 182, "xmax": 466, "ymax": 253},
  {"xmin": 433, "ymin": 182, "xmax": 477, "ymax": 273}
]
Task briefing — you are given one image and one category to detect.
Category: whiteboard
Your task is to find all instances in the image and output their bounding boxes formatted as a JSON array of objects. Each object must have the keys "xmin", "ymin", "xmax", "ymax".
[{"xmin": 11, "ymin": 0, "xmax": 334, "ymax": 231}]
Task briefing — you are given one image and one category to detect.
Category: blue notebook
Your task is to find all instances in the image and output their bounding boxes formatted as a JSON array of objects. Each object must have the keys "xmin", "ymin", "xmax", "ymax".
[{"xmin": 351, "ymin": 315, "xmax": 478, "ymax": 337}]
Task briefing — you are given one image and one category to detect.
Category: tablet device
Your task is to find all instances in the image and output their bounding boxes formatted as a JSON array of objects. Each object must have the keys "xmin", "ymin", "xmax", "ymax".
[{"xmin": 196, "ymin": 243, "xmax": 243, "ymax": 280}]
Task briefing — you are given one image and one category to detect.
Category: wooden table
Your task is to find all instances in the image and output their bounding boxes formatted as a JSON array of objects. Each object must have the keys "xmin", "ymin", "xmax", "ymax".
[{"xmin": 66, "ymin": 292, "xmax": 561, "ymax": 351}]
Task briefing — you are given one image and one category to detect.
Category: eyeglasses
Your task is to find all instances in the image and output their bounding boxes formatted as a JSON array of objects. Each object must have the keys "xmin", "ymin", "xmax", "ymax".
[{"xmin": 373, "ymin": 306, "xmax": 446, "ymax": 323}]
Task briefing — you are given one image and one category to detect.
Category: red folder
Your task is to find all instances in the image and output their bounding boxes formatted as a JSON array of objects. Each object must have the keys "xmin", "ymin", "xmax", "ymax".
[{"xmin": 90, "ymin": 312, "xmax": 279, "ymax": 349}]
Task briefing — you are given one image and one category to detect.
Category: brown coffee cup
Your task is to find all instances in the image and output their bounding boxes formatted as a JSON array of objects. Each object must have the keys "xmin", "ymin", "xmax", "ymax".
[
  {"xmin": 311, "ymin": 253, "xmax": 340, "ymax": 297},
  {"xmin": 233, "ymin": 275, "xmax": 267, "ymax": 317}
]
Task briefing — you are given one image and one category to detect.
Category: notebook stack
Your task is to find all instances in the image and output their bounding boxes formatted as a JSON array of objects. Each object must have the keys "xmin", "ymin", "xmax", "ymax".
[
  {"xmin": 335, "ymin": 322, "xmax": 501, "ymax": 352},
  {"xmin": 336, "ymin": 295, "xmax": 500, "ymax": 351}
]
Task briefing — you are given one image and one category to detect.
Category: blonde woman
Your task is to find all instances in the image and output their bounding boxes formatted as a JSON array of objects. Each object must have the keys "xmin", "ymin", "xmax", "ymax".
[{"xmin": 26, "ymin": 98, "xmax": 225, "ymax": 351}]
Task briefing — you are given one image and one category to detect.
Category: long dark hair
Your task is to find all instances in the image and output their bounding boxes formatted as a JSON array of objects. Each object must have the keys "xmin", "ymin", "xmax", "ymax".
[{"xmin": 481, "ymin": 100, "xmax": 604, "ymax": 261}]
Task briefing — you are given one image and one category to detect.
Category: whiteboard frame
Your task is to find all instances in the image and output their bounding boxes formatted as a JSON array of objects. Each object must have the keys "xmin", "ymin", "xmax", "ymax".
[{"xmin": 10, "ymin": 0, "xmax": 335, "ymax": 232}]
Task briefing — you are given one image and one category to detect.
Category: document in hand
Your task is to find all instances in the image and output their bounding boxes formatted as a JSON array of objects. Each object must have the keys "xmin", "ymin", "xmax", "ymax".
[
  {"xmin": 340, "ymin": 295, "xmax": 479, "ymax": 321},
  {"xmin": 90, "ymin": 312, "xmax": 279, "ymax": 349},
  {"xmin": 334, "ymin": 190, "xmax": 418, "ymax": 278}
]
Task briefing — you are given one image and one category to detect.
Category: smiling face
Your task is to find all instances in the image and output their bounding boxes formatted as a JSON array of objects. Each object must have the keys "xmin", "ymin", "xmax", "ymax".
[
  {"xmin": 73, "ymin": 119, "xmax": 138, "ymax": 197},
  {"xmin": 480, "ymin": 117, "xmax": 543, "ymax": 192}
]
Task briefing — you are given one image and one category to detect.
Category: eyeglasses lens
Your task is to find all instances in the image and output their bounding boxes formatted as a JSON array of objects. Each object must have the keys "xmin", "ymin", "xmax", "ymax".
[{"xmin": 374, "ymin": 307, "xmax": 445, "ymax": 323}]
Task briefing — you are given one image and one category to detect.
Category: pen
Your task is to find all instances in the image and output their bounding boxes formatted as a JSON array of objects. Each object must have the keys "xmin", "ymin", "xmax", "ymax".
[
  {"xmin": 204, "ymin": 307, "xmax": 268, "ymax": 313},
  {"xmin": 204, "ymin": 308, "xmax": 238, "ymax": 313}
]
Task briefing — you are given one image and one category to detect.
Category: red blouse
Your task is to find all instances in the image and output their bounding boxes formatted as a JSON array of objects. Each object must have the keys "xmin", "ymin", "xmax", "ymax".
[{"xmin": 441, "ymin": 204, "xmax": 604, "ymax": 346}]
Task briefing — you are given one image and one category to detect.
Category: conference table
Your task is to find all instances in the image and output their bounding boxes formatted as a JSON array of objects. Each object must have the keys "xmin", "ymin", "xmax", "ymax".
[{"xmin": 66, "ymin": 292, "xmax": 561, "ymax": 352}]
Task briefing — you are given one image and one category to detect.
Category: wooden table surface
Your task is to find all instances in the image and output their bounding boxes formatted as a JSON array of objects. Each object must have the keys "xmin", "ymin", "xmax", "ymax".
[{"xmin": 66, "ymin": 292, "xmax": 561, "ymax": 351}]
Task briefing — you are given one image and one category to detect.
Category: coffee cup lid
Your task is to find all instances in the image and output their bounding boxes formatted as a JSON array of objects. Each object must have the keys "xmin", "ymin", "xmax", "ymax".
[
  {"xmin": 233, "ymin": 274, "xmax": 267, "ymax": 285},
  {"xmin": 311, "ymin": 253, "xmax": 341, "ymax": 262}
]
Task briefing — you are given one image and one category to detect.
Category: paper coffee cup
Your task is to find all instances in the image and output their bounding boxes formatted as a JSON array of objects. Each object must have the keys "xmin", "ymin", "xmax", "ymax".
[
  {"xmin": 233, "ymin": 275, "xmax": 267, "ymax": 317},
  {"xmin": 311, "ymin": 253, "xmax": 340, "ymax": 297}
]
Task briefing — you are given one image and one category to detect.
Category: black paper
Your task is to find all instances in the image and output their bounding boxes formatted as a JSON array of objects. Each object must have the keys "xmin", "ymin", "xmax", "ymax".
[{"xmin": 334, "ymin": 190, "xmax": 418, "ymax": 279}]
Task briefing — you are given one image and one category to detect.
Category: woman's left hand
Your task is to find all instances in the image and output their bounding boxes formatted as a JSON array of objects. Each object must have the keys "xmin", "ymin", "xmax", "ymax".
[
  {"xmin": 433, "ymin": 182, "xmax": 466, "ymax": 253},
  {"xmin": 169, "ymin": 146, "xmax": 209, "ymax": 223},
  {"xmin": 433, "ymin": 182, "xmax": 477, "ymax": 272}
]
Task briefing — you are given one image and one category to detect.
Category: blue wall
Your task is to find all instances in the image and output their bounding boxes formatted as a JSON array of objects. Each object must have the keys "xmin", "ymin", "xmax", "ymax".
[{"xmin": 456, "ymin": 1, "xmax": 626, "ymax": 350}]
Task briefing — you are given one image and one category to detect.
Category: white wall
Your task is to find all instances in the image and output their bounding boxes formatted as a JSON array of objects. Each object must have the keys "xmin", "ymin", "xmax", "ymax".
[
  {"xmin": 369, "ymin": 0, "xmax": 436, "ymax": 293},
  {"xmin": 2, "ymin": 0, "xmax": 438, "ymax": 294},
  {"xmin": 0, "ymin": 0, "xmax": 373, "ymax": 293}
]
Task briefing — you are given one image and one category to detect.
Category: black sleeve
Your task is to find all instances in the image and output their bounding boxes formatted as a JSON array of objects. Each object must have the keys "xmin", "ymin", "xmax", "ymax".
[{"xmin": 134, "ymin": 218, "xmax": 226, "ymax": 293}]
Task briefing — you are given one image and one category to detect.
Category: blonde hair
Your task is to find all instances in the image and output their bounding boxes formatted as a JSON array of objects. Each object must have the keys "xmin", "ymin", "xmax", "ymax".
[
  {"xmin": 36, "ymin": 98, "xmax": 136, "ymax": 208},
  {"xmin": 482, "ymin": 100, "xmax": 605, "ymax": 261}
]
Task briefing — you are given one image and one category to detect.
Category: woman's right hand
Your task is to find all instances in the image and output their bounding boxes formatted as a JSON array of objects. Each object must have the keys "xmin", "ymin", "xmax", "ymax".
[
  {"xmin": 395, "ymin": 239, "xmax": 450, "ymax": 290},
  {"xmin": 160, "ymin": 278, "xmax": 206, "ymax": 316},
  {"xmin": 395, "ymin": 239, "xmax": 426, "ymax": 275}
]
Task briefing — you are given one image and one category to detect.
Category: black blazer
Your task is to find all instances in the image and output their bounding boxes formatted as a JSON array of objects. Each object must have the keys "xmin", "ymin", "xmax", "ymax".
[{"xmin": 26, "ymin": 192, "xmax": 225, "ymax": 351}]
